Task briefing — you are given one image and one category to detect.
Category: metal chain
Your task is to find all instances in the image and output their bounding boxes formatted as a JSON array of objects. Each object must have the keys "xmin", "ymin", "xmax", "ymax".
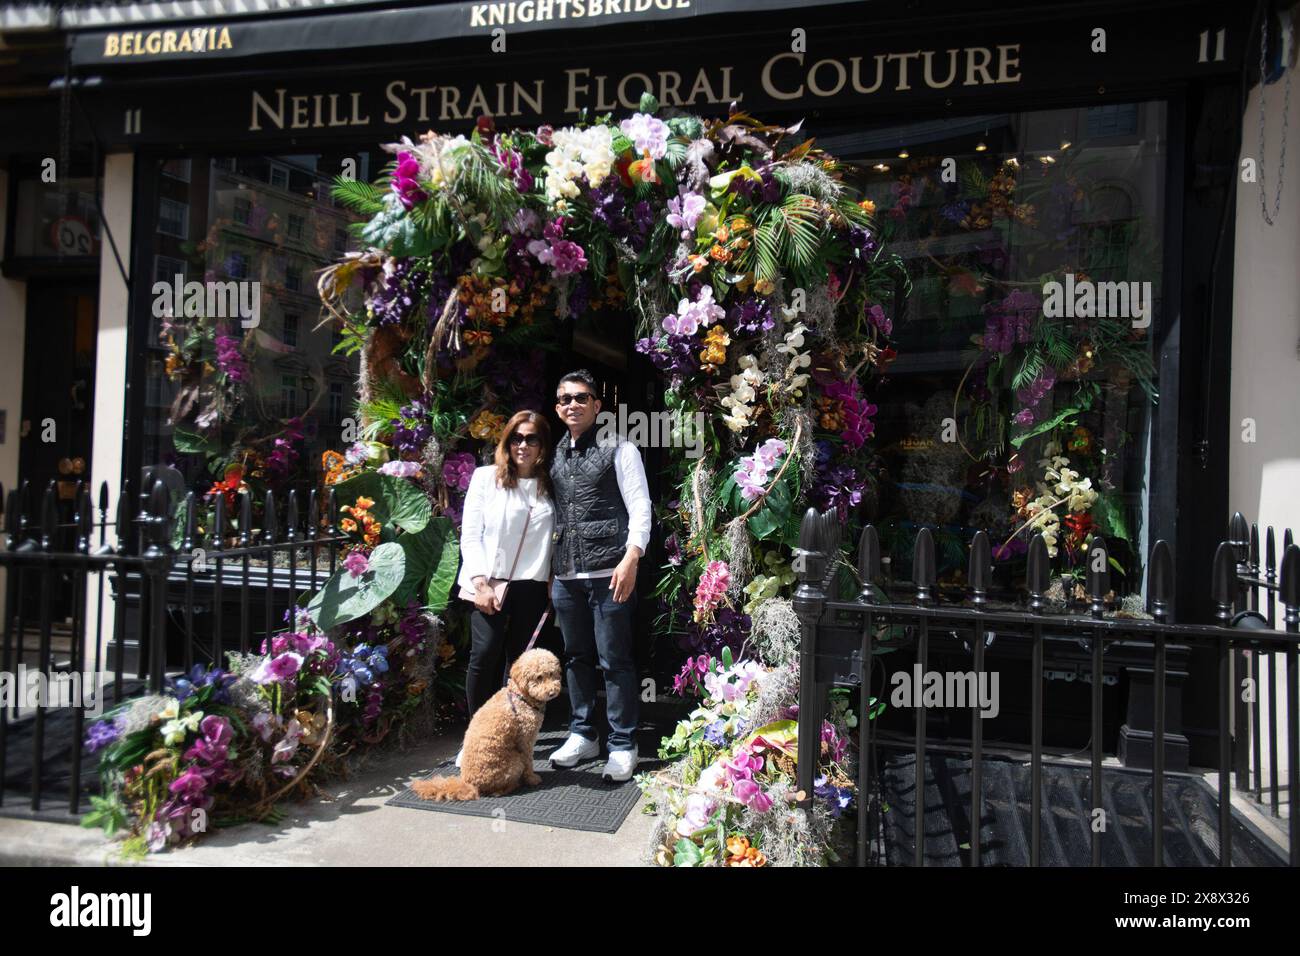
[{"xmin": 1258, "ymin": 9, "xmax": 1291, "ymax": 226}]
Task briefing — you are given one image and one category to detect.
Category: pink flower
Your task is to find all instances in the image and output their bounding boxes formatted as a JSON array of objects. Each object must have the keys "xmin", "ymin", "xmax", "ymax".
[
  {"xmin": 693, "ymin": 561, "xmax": 731, "ymax": 622},
  {"xmin": 442, "ymin": 452, "xmax": 477, "ymax": 492},
  {"xmin": 392, "ymin": 151, "xmax": 428, "ymax": 211},
  {"xmin": 343, "ymin": 551, "xmax": 370, "ymax": 578},
  {"xmin": 251, "ymin": 652, "xmax": 304, "ymax": 685},
  {"xmin": 667, "ymin": 190, "xmax": 706, "ymax": 236},
  {"xmin": 731, "ymin": 778, "xmax": 774, "ymax": 813},
  {"xmin": 379, "ymin": 460, "xmax": 422, "ymax": 478}
]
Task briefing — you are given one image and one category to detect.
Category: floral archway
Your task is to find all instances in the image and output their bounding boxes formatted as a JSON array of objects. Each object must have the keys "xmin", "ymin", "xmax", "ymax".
[{"xmin": 85, "ymin": 99, "xmax": 905, "ymax": 866}]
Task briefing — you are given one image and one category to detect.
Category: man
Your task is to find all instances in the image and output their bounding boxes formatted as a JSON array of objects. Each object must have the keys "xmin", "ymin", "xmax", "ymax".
[{"xmin": 547, "ymin": 369, "xmax": 652, "ymax": 782}]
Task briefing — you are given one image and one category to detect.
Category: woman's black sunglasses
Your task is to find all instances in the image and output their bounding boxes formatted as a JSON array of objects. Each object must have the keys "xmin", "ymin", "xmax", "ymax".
[
  {"xmin": 556, "ymin": 392, "xmax": 594, "ymax": 406},
  {"xmin": 508, "ymin": 433, "xmax": 543, "ymax": 447}
]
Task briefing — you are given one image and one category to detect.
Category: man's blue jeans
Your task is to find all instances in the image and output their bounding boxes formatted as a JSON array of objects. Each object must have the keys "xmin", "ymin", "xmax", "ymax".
[{"xmin": 550, "ymin": 576, "xmax": 639, "ymax": 752}]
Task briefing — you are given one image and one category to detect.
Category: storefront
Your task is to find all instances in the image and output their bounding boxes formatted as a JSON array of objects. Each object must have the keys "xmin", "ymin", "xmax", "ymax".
[{"xmin": 0, "ymin": 0, "xmax": 1277, "ymax": 764}]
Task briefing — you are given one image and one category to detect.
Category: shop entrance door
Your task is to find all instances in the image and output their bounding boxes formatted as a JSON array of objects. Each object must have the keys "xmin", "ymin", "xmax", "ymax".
[{"xmin": 16, "ymin": 280, "xmax": 99, "ymax": 626}]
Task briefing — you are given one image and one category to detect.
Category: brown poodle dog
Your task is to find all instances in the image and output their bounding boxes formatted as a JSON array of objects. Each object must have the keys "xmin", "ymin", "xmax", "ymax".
[{"xmin": 411, "ymin": 648, "xmax": 564, "ymax": 802}]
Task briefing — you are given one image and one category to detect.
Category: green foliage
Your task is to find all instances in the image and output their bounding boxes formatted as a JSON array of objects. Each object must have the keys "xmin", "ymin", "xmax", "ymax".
[
  {"xmin": 331, "ymin": 176, "xmax": 388, "ymax": 215},
  {"xmin": 334, "ymin": 472, "xmax": 432, "ymax": 533},
  {"xmin": 81, "ymin": 793, "xmax": 129, "ymax": 837}
]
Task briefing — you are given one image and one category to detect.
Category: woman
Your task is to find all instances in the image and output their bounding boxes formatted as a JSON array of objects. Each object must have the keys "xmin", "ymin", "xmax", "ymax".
[{"xmin": 455, "ymin": 410, "xmax": 555, "ymax": 764}]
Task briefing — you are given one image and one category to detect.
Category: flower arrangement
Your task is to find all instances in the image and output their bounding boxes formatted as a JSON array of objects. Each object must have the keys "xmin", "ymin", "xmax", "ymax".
[
  {"xmin": 640, "ymin": 648, "xmax": 858, "ymax": 867},
  {"xmin": 82, "ymin": 599, "xmax": 444, "ymax": 856}
]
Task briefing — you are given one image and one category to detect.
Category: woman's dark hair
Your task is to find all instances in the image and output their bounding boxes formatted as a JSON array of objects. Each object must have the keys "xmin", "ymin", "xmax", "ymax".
[
  {"xmin": 494, "ymin": 410, "xmax": 553, "ymax": 499},
  {"xmin": 556, "ymin": 369, "xmax": 599, "ymax": 399}
]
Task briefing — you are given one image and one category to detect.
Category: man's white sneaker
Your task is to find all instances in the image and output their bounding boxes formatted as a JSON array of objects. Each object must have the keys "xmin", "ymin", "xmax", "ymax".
[
  {"xmin": 454, "ymin": 747, "xmax": 464, "ymax": 768},
  {"xmin": 550, "ymin": 734, "xmax": 599, "ymax": 768},
  {"xmin": 602, "ymin": 747, "xmax": 638, "ymax": 783}
]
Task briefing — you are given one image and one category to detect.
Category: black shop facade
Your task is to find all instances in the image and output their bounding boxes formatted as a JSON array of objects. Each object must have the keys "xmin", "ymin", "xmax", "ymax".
[{"xmin": 28, "ymin": 0, "xmax": 1253, "ymax": 766}]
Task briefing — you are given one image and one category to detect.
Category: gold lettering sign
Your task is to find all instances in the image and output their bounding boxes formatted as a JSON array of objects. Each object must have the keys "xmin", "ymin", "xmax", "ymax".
[{"xmin": 103, "ymin": 26, "xmax": 233, "ymax": 57}]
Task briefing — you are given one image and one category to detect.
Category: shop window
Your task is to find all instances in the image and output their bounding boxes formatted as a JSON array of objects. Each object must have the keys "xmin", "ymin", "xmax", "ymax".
[
  {"xmin": 139, "ymin": 149, "xmax": 370, "ymax": 494},
  {"xmin": 819, "ymin": 100, "xmax": 1165, "ymax": 590}
]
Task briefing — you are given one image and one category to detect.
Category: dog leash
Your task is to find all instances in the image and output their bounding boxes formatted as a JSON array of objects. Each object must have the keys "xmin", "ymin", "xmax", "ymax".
[{"xmin": 524, "ymin": 608, "xmax": 550, "ymax": 652}]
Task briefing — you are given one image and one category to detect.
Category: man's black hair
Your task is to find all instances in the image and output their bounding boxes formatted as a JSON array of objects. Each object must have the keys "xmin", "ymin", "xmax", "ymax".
[{"xmin": 556, "ymin": 369, "xmax": 599, "ymax": 397}]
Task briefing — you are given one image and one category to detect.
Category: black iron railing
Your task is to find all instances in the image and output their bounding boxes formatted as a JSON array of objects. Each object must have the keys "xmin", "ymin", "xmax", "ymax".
[
  {"xmin": 0, "ymin": 470, "xmax": 347, "ymax": 815},
  {"xmin": 792, "ymin": 508, "xmax": 1300, "ymax": 867}
]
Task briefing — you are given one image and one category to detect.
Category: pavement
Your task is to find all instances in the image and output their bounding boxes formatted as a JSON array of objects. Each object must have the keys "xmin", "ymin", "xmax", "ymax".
[{"xmin": 0, "ymin": 731, "xmax": 660, "ymax": 867}]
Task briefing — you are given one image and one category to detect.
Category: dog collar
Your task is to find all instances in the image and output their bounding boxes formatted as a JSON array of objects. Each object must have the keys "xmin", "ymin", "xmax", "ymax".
[{"xmin": 506, "ymin": 678, "xmax": 544, "ymax": 716}]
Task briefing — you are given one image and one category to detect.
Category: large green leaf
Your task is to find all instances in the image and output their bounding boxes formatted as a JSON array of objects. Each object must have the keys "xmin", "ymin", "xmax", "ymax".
[
  {"xmin": 425, "ymin": 517, "xmax": 461, "ymax": 613},
  {"xmin": 393, "ymin": 524, "xmax": 437, "ymax": 607},
  {"xmin": 306, "ymin": 542, "xmax": 405, "ymax": 630},
  {"xmin": 334, "ymin": 472, "xmax": 431, "ymax": 533}
]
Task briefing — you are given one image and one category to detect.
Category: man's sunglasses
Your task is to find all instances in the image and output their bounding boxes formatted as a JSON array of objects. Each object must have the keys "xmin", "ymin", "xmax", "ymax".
[
  {"xmin": 556, "ymin": 392, "xmax": 595, "ymax": 406},
  {"xmin": 508, "ymin": 433, "xmax": 543, "ymax": 447}
]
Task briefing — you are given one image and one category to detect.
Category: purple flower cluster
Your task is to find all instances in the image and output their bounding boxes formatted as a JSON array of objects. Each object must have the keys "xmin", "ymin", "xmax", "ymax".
[
  {"xmin": 848, "ymin": 224, "xmax": 878, "ymax": 259},
  {"xmin": 676, "ymin": 607, "xmax": 750, "ymax": 663},
  {"xmin": 392, "ymin": 150, "xmax": 428, "ymax": 211},
  {"xmin": 811, "ymin": 440, "xmax": 865, "ymax": 520},
  {"xmin": 1013, "ymin": 366, "xmax": 1056, "ymax": 427},
  {"xmin": 730, "ymin": 168, "xmax": 782, "ymax": 203},
  {"xmin": 982, "ymin": 290, "xmax": 1040, "ymax": 355},
  {"xmin": 391, "ymin": 396, "xmax": 432, "ymax": 455},
  {"xmin": 527, "ymin": 217, "xmax": 588, "ymax": 277},
  {"xmin": 823, "ymin": 377, "xmax": 877, "ymax": 449},
  {"xmin": 148, "ymin": 715, "xmax": 237, "ymax": 851},
  {"xmin": 264, "ymin": 416, "xmax": 304, "ymax": 485},
  {"xmin": 368, "ymin": 257, "xmax": 428, "ymax": 327},
  {"xmin": 866, "ymin": 303, "xmax": 892, "ymax": 336},
  {"xmin": 813, "ymin": 773, "xmax": 854, "ymax": 818},
  {"xmin": 169, "ymin": 663, "xmax": 235, "ymax": 705},
  {"xmin": 214, "ymin": 332, "xmax": 248, "ymax": 384},
  {"xmin": 442, "ymin": 451, "xmax": 476, "ymax": 493},
  {"xmin": 728, "ymin": 296, "xmax": 775, "ymax": 336},
  {"xmin": 492, "ymin": 142, "xmax": 534, "ymax": 193},
  {"xmin": 84, "ymin": 718, "xmax": 122, "ymax": 753},
  {"xmin": 635, "ymin": 333, "xmax": 697, "ymax": 384}
]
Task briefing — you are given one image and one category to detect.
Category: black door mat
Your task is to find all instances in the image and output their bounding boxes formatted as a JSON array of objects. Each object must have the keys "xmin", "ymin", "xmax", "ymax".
[
  {"xmin": 877, "ymin": 746, "xmax": 1288, "ymax": 866},
  {"xmin": 387, "ymin": 729, "xmax": 659, "ymax": 833}
]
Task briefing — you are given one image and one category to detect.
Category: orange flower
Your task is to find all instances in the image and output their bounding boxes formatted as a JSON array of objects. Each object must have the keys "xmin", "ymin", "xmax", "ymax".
[
  {"xmin": 340, "ymin": 518, "xmax": 358, "ymax": 533},
  {"xmin": 859, "ymin": 198, "xmax": 877, "ymax": 215},
  {"xmin": 463, "ymin": 328, "xmax": 494, "ymax": 346},
  {"xmin": 709, "ymin": 244, "xmax": 732, "ymax": 263},
  {"xmin": 688, "ymin": 254, "xmax": 709, "ymax": 274},
  {"xmin": 354, "ymin": 496, "xmax": 375, "ymax": 512},
  {"xmin": 628, "ymin": 150, "xmax": 660, "ymax": 185}
]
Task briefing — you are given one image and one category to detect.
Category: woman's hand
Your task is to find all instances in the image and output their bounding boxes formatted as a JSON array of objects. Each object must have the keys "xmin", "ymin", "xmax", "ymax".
[{"xmin": 473, "ymin": 579, "xmax": 500, "ymax": 615}]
